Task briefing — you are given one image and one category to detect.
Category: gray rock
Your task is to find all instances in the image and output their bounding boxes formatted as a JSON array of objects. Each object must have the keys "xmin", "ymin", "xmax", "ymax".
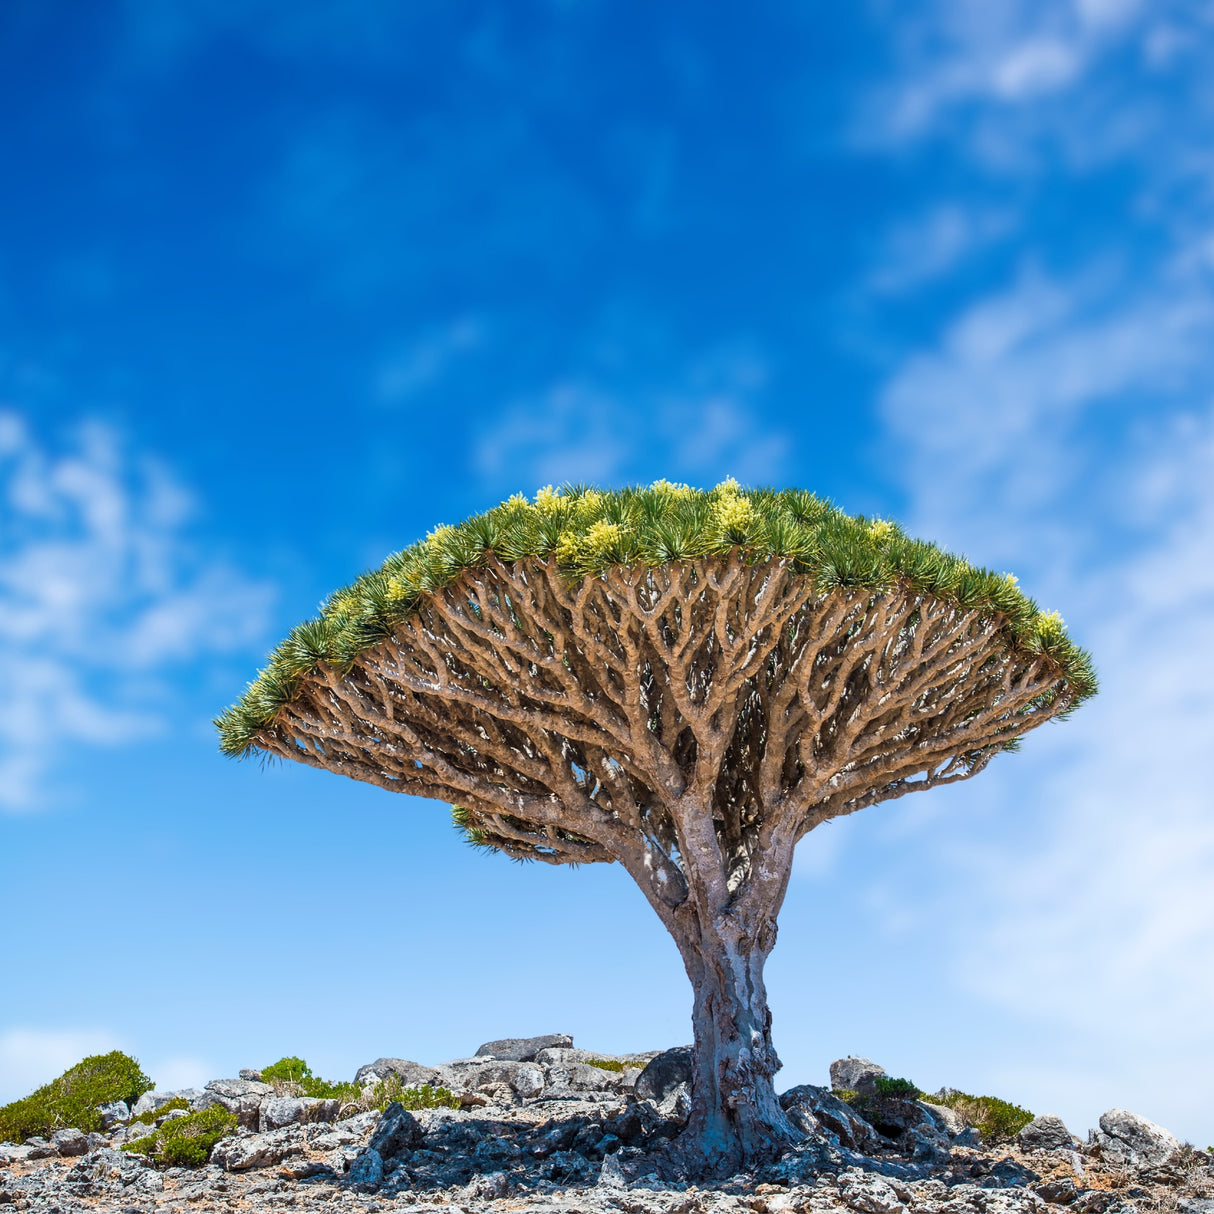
[
  {"xmin": 830, "ymin": 1057, "xmax": 887, "ymax": 1096},
  {"xmin": 657, "ymin": 1082, "xmax": 692, "ymax": 1124},
  {"xmin": 1177, "ymin": 1201, "xmax": 1214, "ymax": 1214},
  {"xmin": 1020, "ymin": 1114, "xmax": 1075, "ymax": 1152},
  {"xmin": 1094, "ymin": 1109, "xmax": 1180, "ymax": 1167},
  {"xmin": 353, "ymin": 1057, "xmax": 439, "ymax": 1088},
  {"xmin": 202, "ymin": 1078, "xmax": 272, "ymax": 1129},
  {"xmin": 780, "ymin": 1084, "xmax": 880, "ymax": 1151},
  {"xmin": 368, "ymin": 1101, "xmax": 423, "ymax": 1159},
  {"xmin": 474, "ymin": 1033, "xmax": 573, "ymax": 1061},
  {"xmin": 96, "ymin": 1100, "xmax": 129, "ymax": 1129},
  {"xmin": 634, "ymin": 1045, "xmax": 693, "ymax": 1104},
  {"xmin": 433, "ymin": 1057, "xmax": 546, "ymax": 1100},
  {"xmin": 921, "ymin": 1101, "xmax": 967, "ymax": 1137},
  {"xmin": 464, "ymin": 1170, "xmax": 509, "ymax": 1199},
  {"xmin": 838, "ymin": 1171, "xmax": 905, "ymax": 1214},
  {"xmin": 130, "ymin": 1088, "xmax": 203, "ymax": 1119},
  {"xmin": 347, "ymin": 1146, "xmax": 384, "ymax": 1186},
  {"xmin": 85, "ymin": 1132, "xmax": 108, "ymax": 1151},
  {"xmin": 543, "ymin": 1061, "xmax": 618, "ymax": 1095},
  {"xmin": 238, "ymin": 1068, "xmax": 263, "ymax": 1081},
  {"xmin": 259, "ymin": 1096, "xmax": 307, "ymax": 1132},
  {"xmin": 26, "ymin": 1136, "xmax": 58, "ymax": 1159},
  {"xmin": 50, "ymin": 1128, "xmax": 89, "ymax": 1157},
  {"xmin": 210, "ymin": 1125, "xmax": 306, "ymax": 1172},
  {"xmin": 205, "ymin": 1078, "xmax": 273, "ymax": 1099},
  {"xmin": 981, "ymin": 1157, "xmax": 1041, "ymax": 1189}
]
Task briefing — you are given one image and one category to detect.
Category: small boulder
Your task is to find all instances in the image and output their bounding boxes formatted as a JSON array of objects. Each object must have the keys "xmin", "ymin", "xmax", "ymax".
[
  {"xmin": 1019, "ymin": 1114, "xmax": 1075, "ymax": 1152},
  {"xmin": 353, "ymin": 1057, "xmax": 439, "ymax": 1088},
  {"xmin": 259, "ymin": 1097, "xmax": 307, "ymax": 1133},
  {"xmin": 830, "ymin": 1057, "xmax": 886, "ymax": 1096},
  {"xmin": 210, "ymin": 1125, "xmax": 306, "ymax": 1172},
  {"xmin": 96, "ymin": 1100, "xmax": 129, "ymax": 1130},
  {"xmin": 838, "ymin": 1171, "xmax": 905, "ymax": 1214},
  {"xmin": 1093, "ymin": 1109, "xmax": 1180, "ymax": 1167},
  {"xmin": 780, "ymin": 1085, "xmax": 878, "ymax": 1151},
  {"xmin": 634, "ymin": 1046, "xmax": 693, "ymax": 1104},
  {"xmin": 202, "ymin": 1078, "xmax": 273, "ymax": 1129},
  {"xmin": 368, "ymin": 1101, "xmax": 423, "ymax": 1159},
  {"xmin": 25, "ymin": 1137, "xmax": 57, "ymax": 1159},
  {"xmin": 50, "ymin": 1128, "xmax": 89, "ymax": 1157},
  {"xmin": 348, "ymin": 1146, "xmax": 384, "ymax": 1186},
  {"xmin": 474, "ymin": 1033, "xmax": 573, "ymax": 1062},
  {"xmin": 239, "ymin": 1068, "xmax": 263, "ymax": 1081}
]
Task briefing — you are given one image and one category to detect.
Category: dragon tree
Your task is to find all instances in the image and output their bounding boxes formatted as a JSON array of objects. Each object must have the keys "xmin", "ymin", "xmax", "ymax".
[{"xmin": 218, "ymin": 480, "xmax": 1095, "ymax": 1172}]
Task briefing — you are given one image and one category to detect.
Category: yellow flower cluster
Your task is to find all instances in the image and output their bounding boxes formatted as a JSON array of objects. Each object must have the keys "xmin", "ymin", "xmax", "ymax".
[
  {"xmin": 867, "ymin": 519, "xmax": 895, "ymax": 543},
  {"xmin": 556, "ymin": 518, "xmax": 622, "ymax": 566},
  {"xmin": 713, "ymin": 492, "xmax": 757, "ymax": 535}
]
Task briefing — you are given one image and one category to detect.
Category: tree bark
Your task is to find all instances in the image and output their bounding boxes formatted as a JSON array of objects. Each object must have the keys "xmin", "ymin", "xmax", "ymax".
[
  {"xmin": 676, "ymin": 923, "xmax": 799, "ymax": 1172},
  {"xmin": 655, "ymin": 813, "xmax": 802, "ymax": 1174}
]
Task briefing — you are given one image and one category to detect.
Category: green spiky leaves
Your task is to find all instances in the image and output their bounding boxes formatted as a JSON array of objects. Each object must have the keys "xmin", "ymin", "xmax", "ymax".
[{"xmin": 216, "ymin": 479, "xmax": 1096, "ymax": 757}]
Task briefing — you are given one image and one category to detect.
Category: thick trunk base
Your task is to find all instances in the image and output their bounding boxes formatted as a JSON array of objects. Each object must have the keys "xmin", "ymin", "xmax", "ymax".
[{"xmin": 671, "ymin": 929, "xmax": 802, "ymax": 1176}]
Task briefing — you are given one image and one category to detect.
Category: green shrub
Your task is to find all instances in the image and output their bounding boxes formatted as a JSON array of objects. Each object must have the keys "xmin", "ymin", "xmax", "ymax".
[
  {"xmin": 835, "ymin": 1088, "xmax": 860, "ymax": 1105},
  {"xmin": 260, "ymin": 1057, "xmax": 310, "ymax": 1085},
  {"xmin": 260, "ymin": 1057, "xmax": 359, "ymax": 1103},
  {"xmin": 373, "ymin": 1079, "xmax": 459, "ymax": 1112},
  {"xmin": 0, "ymin": 1052, "xmax": 153, "ymax": 1143},
  {"xmin": 122, "ymin": 1105, "xmax": 237, "ymax": 1168},
  {"xmin": 930, "ymin": 1089, "xmax": 1034, "ymax": 1141},
  {"xmin": 130, "ymin": 1096, "xmax": 190, "ymax": 1127},
  {"xmin": 584, "ymin": 1058, "xmax": 625, "ymax": 1073},
  {"xmin": 875, "ymin": 1076, "xmax": 922, "ymax": 1100}
]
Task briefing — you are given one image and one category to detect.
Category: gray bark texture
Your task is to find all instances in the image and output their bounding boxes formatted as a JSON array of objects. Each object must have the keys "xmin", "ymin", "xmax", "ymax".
[{"xmin": 249, "ymin": 554, "xmax": 1080, "ymax": 1172}]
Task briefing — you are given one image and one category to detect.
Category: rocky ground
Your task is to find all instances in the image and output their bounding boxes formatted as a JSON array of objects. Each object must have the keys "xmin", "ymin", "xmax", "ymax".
[{"xmin": 1, "ymin": 1036, "xmax": 1210, "ymax": 1214}]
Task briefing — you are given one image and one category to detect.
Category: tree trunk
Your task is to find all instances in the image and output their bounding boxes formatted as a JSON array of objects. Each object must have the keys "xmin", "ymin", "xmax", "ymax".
[{"xmin": 669, "ymin": 907, "xmax": 801, "ymax": 1174}]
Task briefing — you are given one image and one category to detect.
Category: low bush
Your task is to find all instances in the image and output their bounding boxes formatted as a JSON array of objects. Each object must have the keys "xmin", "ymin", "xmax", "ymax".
[
  {"xmin": 835, "ymin": 1088, "xmax": 860, "ymax": 1105},
  {"xmin": 584, "ymin": 1059, "xmax": 626, "ymax": 1072},
  {"xmin": 875, "ymin": 1076, "xmax": 922, "ymax": 1100},
  {"xmin": 260, "ymin": 1057, "xmax": 359, "ymax": 1103},
  {"xmin": 929, "ymin": 1088, "xmax": 1034, "ymax": 1141},
  {"xmin": 378, "ymin": 1080, "xmax": 460, "ymax": 1113},
  {"xmin": 0, "ymin": 1052, "xmax": 153, "ymax": 1143},
  {"xmin": 122, "ymin": 1105, "xmax": 237, "ymax": 1168}
]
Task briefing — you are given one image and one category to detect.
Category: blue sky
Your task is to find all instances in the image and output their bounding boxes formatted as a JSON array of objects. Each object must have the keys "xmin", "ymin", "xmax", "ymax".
[{"xmin": 3, "ymin": 0, "xmax": 1213, "ymax": 1147}]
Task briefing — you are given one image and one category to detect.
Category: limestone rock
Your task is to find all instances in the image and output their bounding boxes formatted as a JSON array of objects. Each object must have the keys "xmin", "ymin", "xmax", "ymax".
[
  {"xmin": 347, "ymin": 1146, "xmax": 384, "ymax": 1185},
  {"xmin": 838, "ymin": 1171, "xmax": 905, "ymax": 1214},
  {"xmin": 96, "ymin": 1100, "xmax": 129, "ymax": 1129},
  {"xmin": 353, "ymin": 1057, "xmax": 439, "ymax": 1088},
  {"xmin": 50, "ymin": 1128, "xmax": 89, "ymax": 1157},
  {"xmin": 259, "ymin": 1096, "xmax": 306, "ymax": 1132},
  {"xmin": 474, "ymin": 1033, "xmax": 573, "ymax": 1061},
  {"xmin": 634, "ymin": 1045, "xmax": 693, "ymax": 1104},
  {"xmin": 830, "ymin": 1057, "xmax": 887, "ymax": 1096},
  {"xmin": 367, "ymin": 1101, "xmax": 423, "ymax": 1159},
  {"xmin": 202, "ymin": 1077, "xmax": 273, "ymax": 1129},
  {"xmin": 210, "ymin": 1124, "xmax": 306, "ymax": 1171},
  {"xmin": 1094, "ymin": 1109, "xmax": 1180, "ymax": 1167},
  {"xmin": 1019, "ymin": 1114, "xmax": 1075, "ymax": 1152},
  {"xmin": 780, "ymin": 1084, "xmax": 879, "ymax": 1151}
]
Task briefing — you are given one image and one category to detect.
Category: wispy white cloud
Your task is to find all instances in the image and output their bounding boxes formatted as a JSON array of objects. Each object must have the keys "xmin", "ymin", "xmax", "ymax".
[
  {"xmin": 859, "ymin": 0, "xmax": 1143, "ymax": 145},
  {"xmin": 875, "ymin": 255, "xmax": 1214, "ymax": 1139},
  {"xmin": 0, "ymin": 414, "xmax": 273, "ymax": 810},
  {"xmin": 868, "ymin": 203, "xmax": 1015, "ymax": 293},
  {"xmin": 374, "ymin": 317, "xmax": 487, "ymax": 406},
  {"xmin": 474, "ymin": 343, "xmax": 787, "ymax": 490}
]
